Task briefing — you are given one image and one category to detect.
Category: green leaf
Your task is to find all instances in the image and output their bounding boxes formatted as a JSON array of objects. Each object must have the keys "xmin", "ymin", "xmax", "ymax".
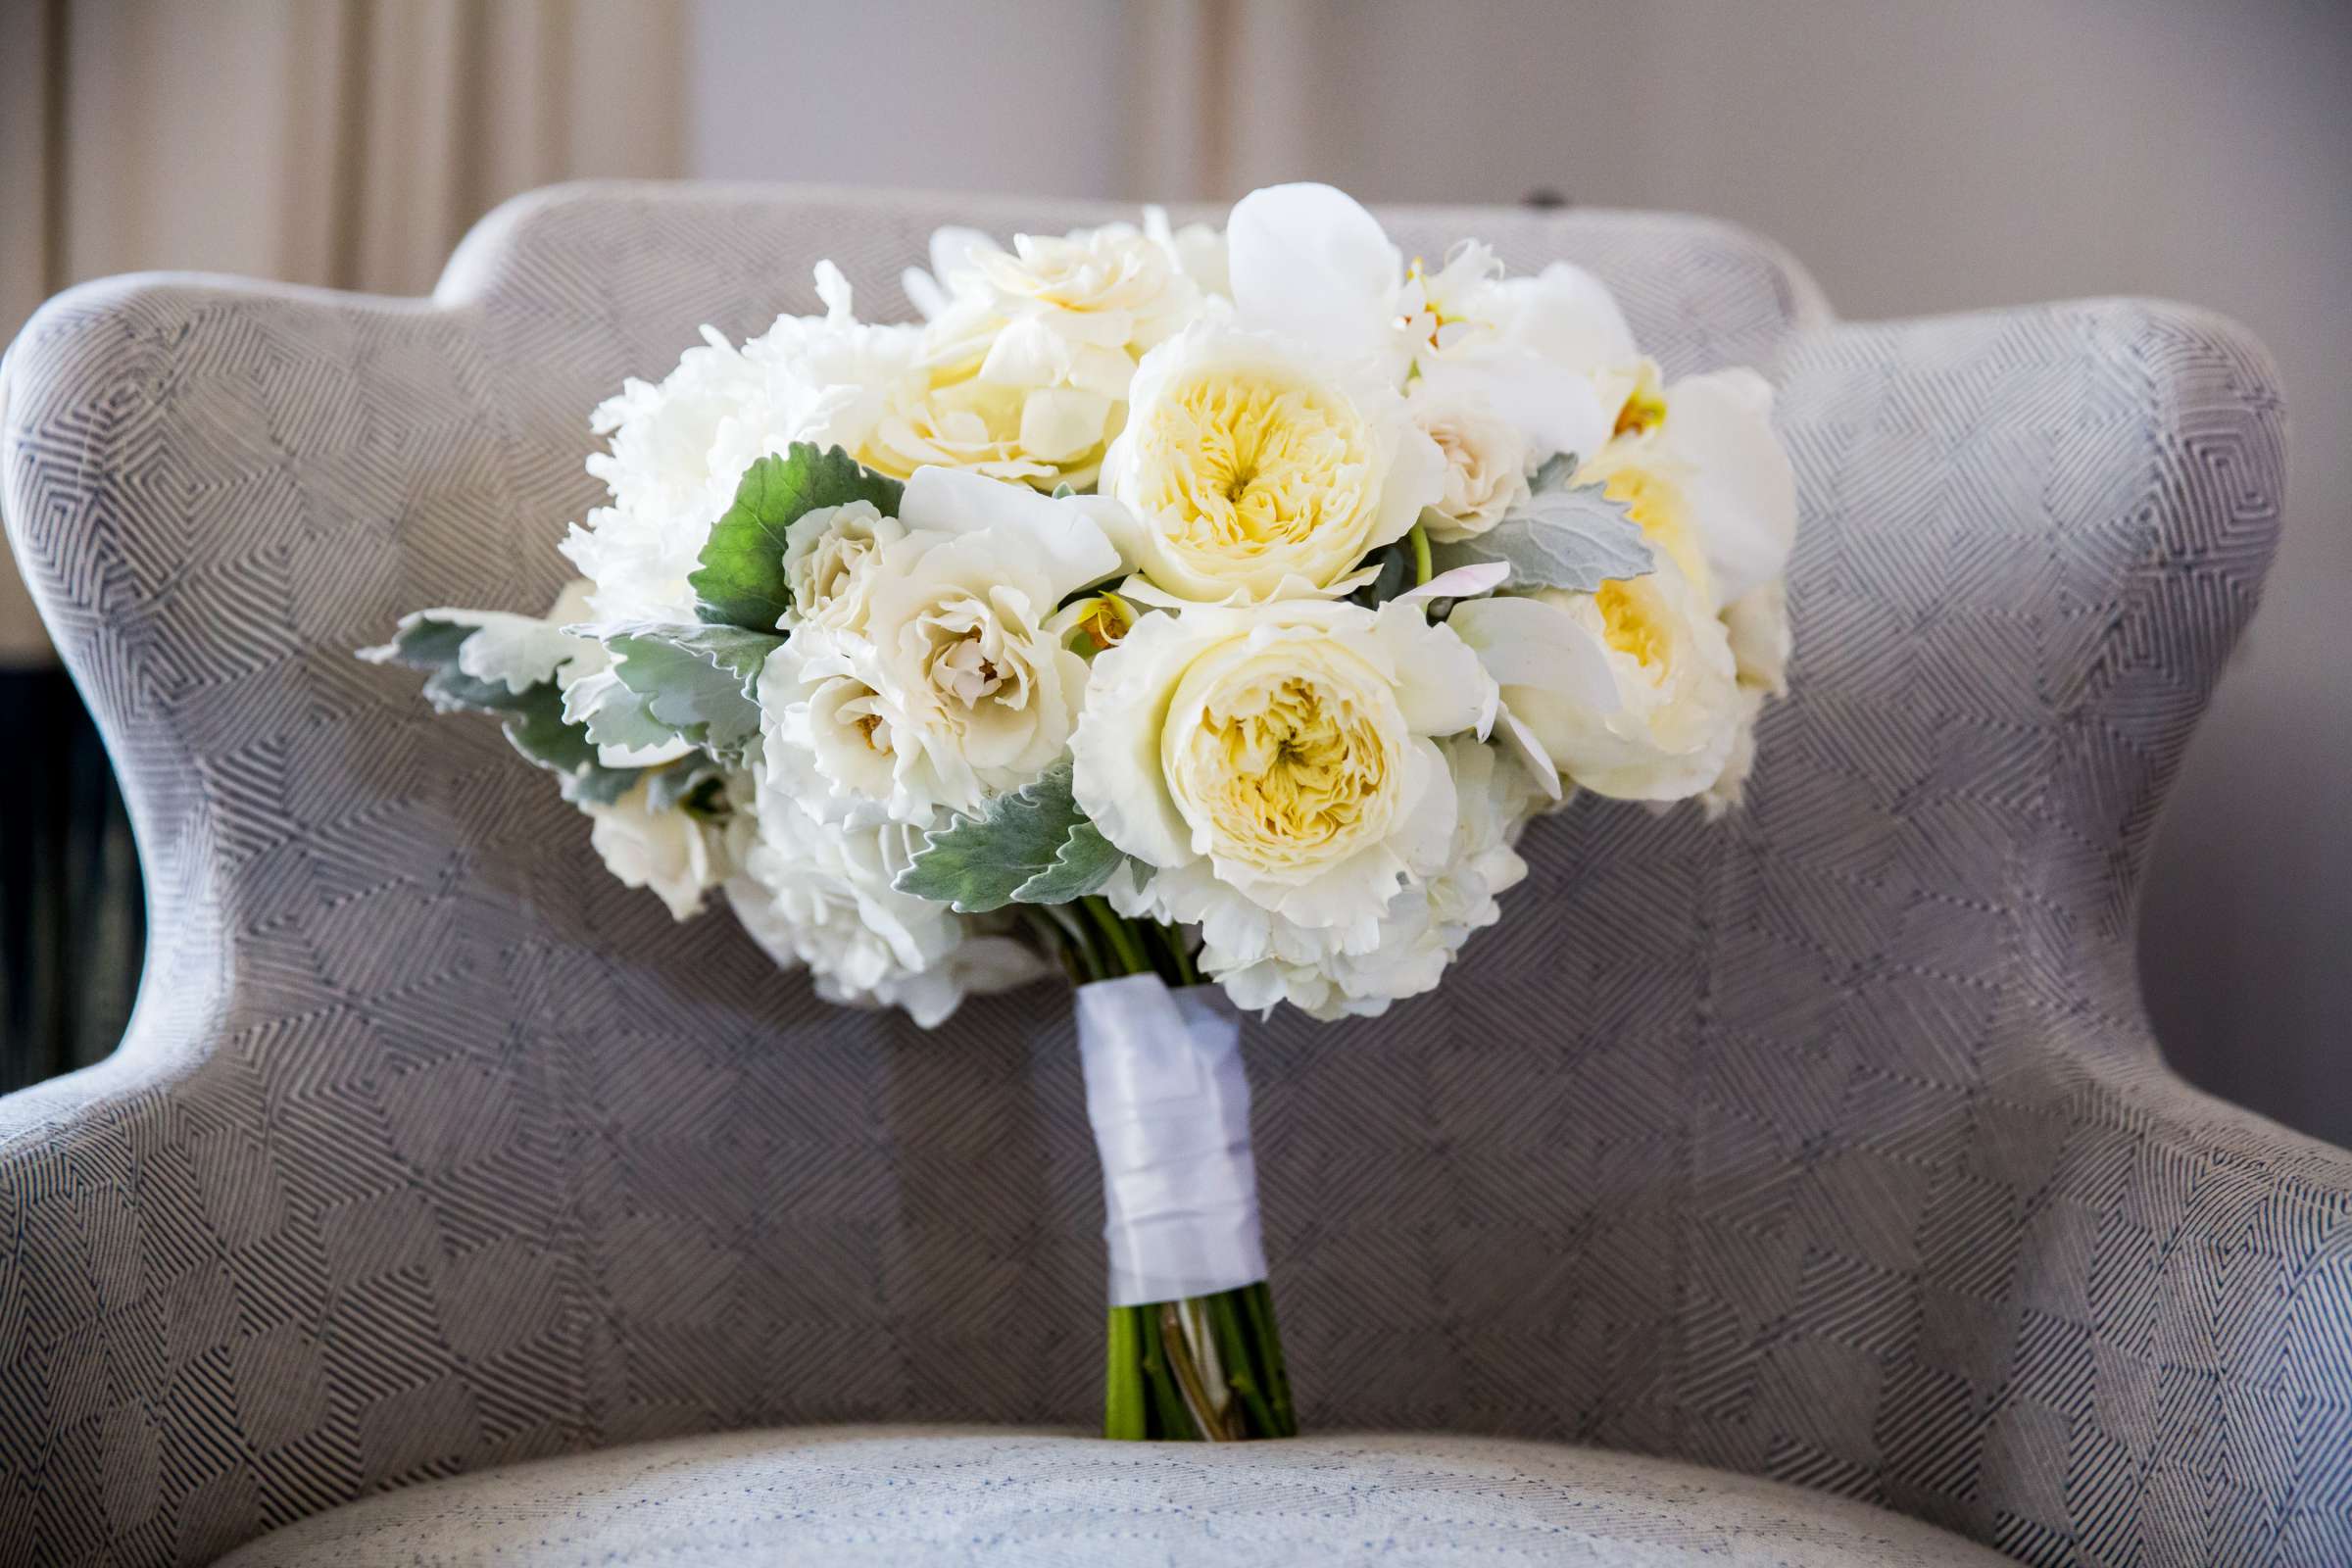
[
  {"xmin": 1348, "ymin": 538, "xmax": 1415, "ymax": 610},
  {"xmin": 894, "ymin": 762, "xmax": 1125, "ymax": 913},
  {"xmin": 571, "ymin": 676, "xmax": 678, "ymax": 755},
  {"xmin": 1530, "ymin": 451, "xmax": 1579, "ymax": 494},
  {"xmin": 646, "ymin": 757, "xmax": 729, "ymax": 813},
  {"xmin": 364, "ymin": 612, "xmax": 640, "ymax": 804},
  {"xmin": 1429, "ymin": 482, "xmax": 1654, "ymax": 594},
  {"xmin": 502, "ymin": 684, "xmax": 641, "ymax": 805},
  {"xmin": 1012, "ymin": 817, "xmax": 1124, "ymax": 905},
  {"xmin": 606, "ymin": 621, "xmax": 781, "ymax": 757},
  {"xmin": 688, "ymin": 444, "xmax": 904, "ymax": 631},
  {"xmin": 368, "ymin": 613, "xmax": 536, "ymax": 714}
]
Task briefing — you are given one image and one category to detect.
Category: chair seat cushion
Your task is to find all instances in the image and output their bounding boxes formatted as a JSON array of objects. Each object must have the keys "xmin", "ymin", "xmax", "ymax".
[{"xmin": 215, "ymin": 1425, "xmax": 2007, "ymax": 1566}]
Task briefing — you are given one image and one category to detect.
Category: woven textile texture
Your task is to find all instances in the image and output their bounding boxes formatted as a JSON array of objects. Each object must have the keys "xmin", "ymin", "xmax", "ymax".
[
  {"xmin": 1, "ymin": 184, "xmax": 2342, "ymax": 1568},
  {"xmin": 212, "ymin": 1425, "xmax": 2013, "ymax": 1566}
]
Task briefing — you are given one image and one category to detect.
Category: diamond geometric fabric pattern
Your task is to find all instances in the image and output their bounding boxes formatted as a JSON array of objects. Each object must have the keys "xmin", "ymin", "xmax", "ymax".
[{"xmin": 0, "ymin": 184, "xmax": 2343, "ymax": 1567}]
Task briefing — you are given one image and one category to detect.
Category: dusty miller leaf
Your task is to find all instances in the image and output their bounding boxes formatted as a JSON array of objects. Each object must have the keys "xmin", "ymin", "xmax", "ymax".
[
  {"xmin": 364, "ymin": 613, "xmax": 639, "ymax": 805},
  {"xmin": 1529, "ymin": 451, "xmax": 1579, "ymax": 494},
  {"xmin": 1429, "ymin": 482, "xmax": 1654, "ymax": 594},
  {"xmin": 605, "ymin": 622, "xmax": 780, "ymax": 756},
  {"xmin": 893, "ymin": 762, "xmax": 1124, "ymax": 913}
]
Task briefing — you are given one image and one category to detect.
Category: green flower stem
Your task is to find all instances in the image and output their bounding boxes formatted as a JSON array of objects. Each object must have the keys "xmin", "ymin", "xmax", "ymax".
[
  {"xmin": 1408, "ymin": 519, "xmax": 1435, "ymax": 586},
  {"xmin": 1103, "ymin": 1284, "xmax": 1296, "ymax": 1442},
  {"xmin": 1103, "ymin": 1306, "xmax": 1149, "ymax": 1440},
  {"xmin": 1081, "ymin": 896, "xmax": 1152, "ymax": 976},
  {"xmin": 1160, "ymin": 1302, "xmax": 1235, "ymax": 1440},
  {"xmin": 1136, "ymin": 1307, "xmax": 1197, "ymax": 1440},
  {"xmin": 1245, "ymin": 1281, "xmax": 1297, "ymax": 1435},
  {"xmin": 1204, "ymin": 1290, "xmax": 1283, "ymax": 1438},
  {"xmin": 1161, "ymin": 925, "xmax": 1200, "ymax": 987}
]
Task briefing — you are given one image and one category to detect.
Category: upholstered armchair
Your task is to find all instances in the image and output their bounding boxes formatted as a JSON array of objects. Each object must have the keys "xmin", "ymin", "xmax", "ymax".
[{"xmin": 2, "ymin": 185, "xmax": 2342, "ymax": 1567}]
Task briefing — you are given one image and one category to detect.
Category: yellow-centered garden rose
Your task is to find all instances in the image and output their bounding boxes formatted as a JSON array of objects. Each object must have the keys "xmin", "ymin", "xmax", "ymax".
[
  {"xmin": 1071, "ymin": 598, "xmax": 1493, "ymax": 959},
  {"xmin": 1099, "ymin": 321, "xmax": 1444, "ymax": 602},
  {"xmin": 1451, "ymin": 557, "xmax": 1741, "ymax": 803}
]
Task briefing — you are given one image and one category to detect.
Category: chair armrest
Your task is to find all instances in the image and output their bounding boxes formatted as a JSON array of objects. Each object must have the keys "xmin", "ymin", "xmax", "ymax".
[{"xmin": 1954, "ymin": 1029, "xmax": 2352, "ymax": 1563}]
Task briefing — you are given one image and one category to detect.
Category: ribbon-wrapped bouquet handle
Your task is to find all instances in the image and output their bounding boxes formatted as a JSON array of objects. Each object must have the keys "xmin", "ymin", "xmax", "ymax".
[{"xmin": 1077, "ymin": 974, "xmax": 1296, "ymax": 1441}]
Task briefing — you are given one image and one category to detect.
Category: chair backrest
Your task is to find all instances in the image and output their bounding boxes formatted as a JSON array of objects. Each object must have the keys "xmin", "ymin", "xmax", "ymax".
[{"xmin": 0, "ymin": 184, "xmax": 2308, "ymax": 1568}]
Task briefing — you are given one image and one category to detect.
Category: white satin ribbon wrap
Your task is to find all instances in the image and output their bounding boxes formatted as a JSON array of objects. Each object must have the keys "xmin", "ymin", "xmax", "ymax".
[{"xmin": 1076, "ymin": 973, "xmax": 1268, "ymax": 1307}]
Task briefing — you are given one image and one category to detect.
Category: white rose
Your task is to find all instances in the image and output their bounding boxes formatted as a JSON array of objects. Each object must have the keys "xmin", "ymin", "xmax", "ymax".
[
  {"xmin": 1100, "ymin": 319, "xmax": 1444, "ymax": 603},
  {"xmin": 965, "ymin": 222, "xmax": 1200, "ymax": 400},
  {"xmin": 1073, "ymin": 598, "xmax": 1494, "ymax": 965},
  {"xmin": 760, "ymin": 467, "xmax": 1122, "ymax": 823},
  {"xmin": 782, "ymin": 500, "xmax": 906, "ymax": 634},
  {"xmin": 1211, "ymin": 735, "xmax": 1539, "ymax": 1018},
  {"xmin": 1408, "ymin": 385, "xmax": 1532, "ymax": 542},
  {"xmin": 1449, "ymin": 556, "xmax": 1741, "ymax": 803},
  {"xmin": 585, "ymin": 770, "xmax": 733, "ymax": 922},
  {"xmin": 727, "ymin": 792, "xmax": 1045, "ymax": 1028},
  {"xmin": 844, "ymin": 352, "xmax": 1120, "ymax": 491}
]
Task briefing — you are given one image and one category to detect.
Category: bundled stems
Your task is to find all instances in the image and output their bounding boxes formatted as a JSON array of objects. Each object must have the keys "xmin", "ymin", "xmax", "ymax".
[
  {"xmin": 1029, "ymin": 899, "xmax": 1197, "ymax": 989},
  {"xmin": 1103, "ymin": 1282, "xmax": 1296, "ymax": 1441}
]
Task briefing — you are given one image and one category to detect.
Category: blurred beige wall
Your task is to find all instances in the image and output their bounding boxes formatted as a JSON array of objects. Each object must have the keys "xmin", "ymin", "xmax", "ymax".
[
  {"xmin": 690, "ymin": 0, "xmax": 2352, "ymax": 1140},
  {"xmin": 0, "ymin": 0, "xmax": 688, "ymax": 662}
]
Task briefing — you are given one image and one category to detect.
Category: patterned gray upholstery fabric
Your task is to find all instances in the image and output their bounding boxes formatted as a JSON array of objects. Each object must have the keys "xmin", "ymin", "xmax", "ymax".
[
  {"xmin": 213, "ymin": 1426, "xmax": 2013, "ymax": 1566},
  {"xmin": 0, "ymin": 182, "xmax": 2340, "ymax": 1568}
]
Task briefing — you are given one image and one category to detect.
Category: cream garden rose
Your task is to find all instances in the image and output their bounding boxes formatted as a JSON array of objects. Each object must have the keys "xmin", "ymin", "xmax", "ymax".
[
  {"xmin": 961, "ymin": 223, "xmax": 1200, "ymax": 398},
  {"xmin": 1100, "ymin": 320, "xmax": 1443, "ymax": 602},
  {"xmin": 1452, "ymin": 559, "xmax": 1741, "ymax": 802},
  {"xmin": 760, "ymin": 466, "xmax": 1123, "ymax": 824},
  {"xmin": 781, "ymin": 500, "xmax": 906, "ymax": 633},
  {"xmin": 1579, "ymin": 368, "xmax": 1796, "ymax": 612},
  {"xmin": 1409, "ymin": 383, "xmax": 1532, "ymax": 541},
  {"xmin": 1210, "ymin": 734, "xmax": 1539, "ymax": 1019},
  {"xmin": 1072, "ymin": 597, "xmax": 1494, "ymax": 962}
]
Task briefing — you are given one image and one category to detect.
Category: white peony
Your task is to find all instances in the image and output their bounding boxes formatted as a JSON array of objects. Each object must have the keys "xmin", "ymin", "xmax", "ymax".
[
  {"xmin": 727, "ymin": 782, "xmax": 1045, "ymax": 1027},
  {"xmin": 1408, "ymin": 383, "xmax": 1532, "ymax": 542},
  {"xmin": 1072, "ymin": 597, "xmax": 1494, "ymax": 966},
  {"xmin": 1100, "ymin": 319, "xmax": 1444, "ymax": 602},
  {"xmin": 585, "ymin": 770, "xmax": 734, "ymax": 922},
  {"xmin": 563, "ymin": 264, "xmax": 924, "ymax": 627},
  {"xmin": 1211, "ymin": 735, "xmax": 1539, "ymax": 1018},
  {"xmin": 1222, "ymin": 182, "xmax": 1623, "ymax": 462}
]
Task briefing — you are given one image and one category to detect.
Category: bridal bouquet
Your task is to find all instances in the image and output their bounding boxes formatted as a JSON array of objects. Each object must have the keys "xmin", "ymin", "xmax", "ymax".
[{"xmin": 368, "ymin": 183, "xmax": 1795, "ymax": 1442}]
